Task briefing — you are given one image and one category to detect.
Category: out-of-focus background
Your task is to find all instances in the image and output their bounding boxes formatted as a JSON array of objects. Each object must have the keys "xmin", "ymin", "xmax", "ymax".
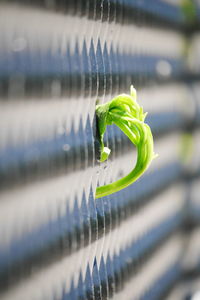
[{"xmin": 1, "ymin": 1, "xmax": 200, "ymax": 299}]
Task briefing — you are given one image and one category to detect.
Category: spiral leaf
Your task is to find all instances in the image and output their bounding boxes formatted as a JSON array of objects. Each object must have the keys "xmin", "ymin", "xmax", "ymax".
[{"xmin": 95, "ymin": 85, "xmax": 157, "ymax": 199}]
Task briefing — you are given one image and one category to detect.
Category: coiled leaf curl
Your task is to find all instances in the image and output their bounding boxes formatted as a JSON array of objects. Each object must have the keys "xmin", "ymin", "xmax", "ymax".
[{"xmin": 95, "ymin": 86, "xmax": 157, "ymax": 199}]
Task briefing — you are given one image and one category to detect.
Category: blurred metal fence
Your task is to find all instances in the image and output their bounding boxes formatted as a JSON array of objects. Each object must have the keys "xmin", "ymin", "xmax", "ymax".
[{"xmin": 1, "ymin": 1, "xmax": 200, "ymax": 299}]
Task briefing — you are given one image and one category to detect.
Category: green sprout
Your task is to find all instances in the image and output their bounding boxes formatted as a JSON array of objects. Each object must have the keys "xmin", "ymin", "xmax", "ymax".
[{"xmin": 95, "ymin": 85, "xmax": 157, "ymax": 199}]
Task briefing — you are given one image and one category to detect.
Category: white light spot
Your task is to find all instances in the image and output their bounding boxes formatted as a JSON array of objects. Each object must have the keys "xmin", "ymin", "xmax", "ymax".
[
  {"xmin": 62, "ymin": 144, "xmax": 71, "ymax": 151},
  {"xmin": 156, "ymin": 60, "xmax": 172, "ymax": 77}
]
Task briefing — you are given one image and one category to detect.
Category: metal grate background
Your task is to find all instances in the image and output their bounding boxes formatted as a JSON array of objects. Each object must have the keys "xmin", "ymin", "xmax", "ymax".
[{"xmin": 1, "ymin": 1, "xmax": 200, "ymax": 299}]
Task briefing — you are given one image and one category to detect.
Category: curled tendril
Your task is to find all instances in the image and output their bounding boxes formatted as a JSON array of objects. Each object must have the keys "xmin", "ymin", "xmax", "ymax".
[{"xmin": 95, "ymin": 85, "xmax": 157, "ymax": 199}]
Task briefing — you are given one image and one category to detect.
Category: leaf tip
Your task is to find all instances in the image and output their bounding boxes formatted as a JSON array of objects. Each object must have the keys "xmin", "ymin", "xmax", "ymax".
[{"xmin": 130, "ymin": 85, "xmax": 137, "ymax": 100}]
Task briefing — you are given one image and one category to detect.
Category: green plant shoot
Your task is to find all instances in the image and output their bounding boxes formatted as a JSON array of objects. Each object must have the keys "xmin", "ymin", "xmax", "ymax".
[{"xmin": 95, "ymin": 85, "xmax": 157, "ymax": 199}]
